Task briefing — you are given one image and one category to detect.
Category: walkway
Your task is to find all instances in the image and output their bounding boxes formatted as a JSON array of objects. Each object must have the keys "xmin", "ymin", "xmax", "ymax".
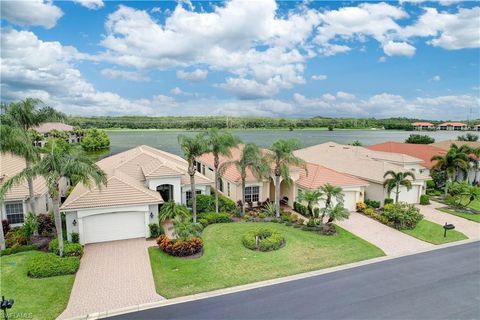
[
  {"xmin": 418, "ymin": 201, "xmax": 480, "ymax": 240},
  {"xmin": 59, "ymin": 238, "xmax": 164, "ymax": 319},
  {"xmin": 336, "ymin": 212, "xmax": 433, "ymax": 255}
]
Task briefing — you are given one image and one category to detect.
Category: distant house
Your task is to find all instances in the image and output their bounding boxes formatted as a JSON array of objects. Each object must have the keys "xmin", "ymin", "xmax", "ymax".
[
  {"xmin": 412, "ymin": 122, "xmax": 435, "ymax": 131},
  {"xmin": 431, "ymin": 140, "xmax": 480, "ymax": 183},
  {"xmin": 33, "ymin": 122, "xmax": 80, "ymax": 147},
  {"xmin": 437, "ymin": 122, "xmax": 468, "ymax": 131},
  {"xmin": 473, "ymin": 124, "xmax": 480, "ymax": 132},
  {"xmin": 196, "ymin": 145, "xmax": 368, "ymax": 212}
]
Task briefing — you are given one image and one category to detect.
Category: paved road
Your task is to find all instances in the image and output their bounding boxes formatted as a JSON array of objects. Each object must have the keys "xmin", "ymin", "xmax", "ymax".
[{"xmin": 111, "ymin": 242, "xmax": 480, "ymax": 320}]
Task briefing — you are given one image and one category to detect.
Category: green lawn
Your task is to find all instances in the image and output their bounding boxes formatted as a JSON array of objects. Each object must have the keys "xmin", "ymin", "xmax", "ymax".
[
  {"xmin": 463, "ymin": 198, "xmax": 480, "ymax": 211},
  {"xmin": 402, "ymin": 220, "xmax": 468, "ymax": 244},
  {"xmin": 148, "ymin": 222, "xmax": 384, "ymax": 298},
  {"xmin": 437, "ymin": 207, "xmax": 480, "ymax": 223},
  {"xmin": 0, "ymin": 251, "xmax": 75, "ymax": 320}
]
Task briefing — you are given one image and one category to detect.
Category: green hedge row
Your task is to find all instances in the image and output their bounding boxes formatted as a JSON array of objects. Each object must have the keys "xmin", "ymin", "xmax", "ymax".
[{"xmin": 27, "ymin": 253, "xmax": 80, "ymax": 278}]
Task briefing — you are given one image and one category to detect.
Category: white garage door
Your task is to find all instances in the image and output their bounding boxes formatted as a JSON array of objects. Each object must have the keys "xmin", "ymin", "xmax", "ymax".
[
  {"xmin": 344, "ymin": 191, "xmax": 357, "ymax": 211},
  {"xmin": 398, "ymin": 185, "xmax": 420, "ymax": 204},
  {"xmin": 83, "ymin": 211, "xmax": 146, "ymax": 244}
]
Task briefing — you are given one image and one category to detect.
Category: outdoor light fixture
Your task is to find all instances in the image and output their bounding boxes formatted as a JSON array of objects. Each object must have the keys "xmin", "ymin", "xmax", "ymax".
[
  {"xmin": 150, "ymin": 212, "xmax": 154, "ymax": 219},
  {"xmin": 443, "ymin": 223, "xmax": 455, "ymax": 237},
  {"xmin": 72, "ymin": 219, "xmax": 77, "ymax": 226},
  {"xmin": 1, "ymin": 295, "xmax": 14, "ymax": 320}
]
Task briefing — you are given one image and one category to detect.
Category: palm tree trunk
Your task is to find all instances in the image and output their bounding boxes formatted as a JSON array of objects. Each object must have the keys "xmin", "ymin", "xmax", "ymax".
[
  {"xmin": 52, "ymin": 195, "xmax": 64, "ymax": 256},
  {"xmin": 444, "ymin": 179, "xmax": 450, "ymax": 198},
  {"xmin": 275, "ymin": 175, "xmax": 281, "ymax": 218},
  {"xmin": 241, "ymin": 178, "xmax": 246, "ymax": 216},
  {"xmin": 190, "ymin": 174, "xmax": 197, "ymax": 223},
  {"xmin": 395, "ymin": 184, "xmax": 400, "ymax": 203},
  {"xmin": 0, "ymin": 220, "xmax": 5, "ymax": 250},
  {"xmin": 25, "ymin": 160, "xmax": 37, "ymax": 214},
  {"xmin": 214, "ymin": 155, "xmax": 219, "ymax": 214}
]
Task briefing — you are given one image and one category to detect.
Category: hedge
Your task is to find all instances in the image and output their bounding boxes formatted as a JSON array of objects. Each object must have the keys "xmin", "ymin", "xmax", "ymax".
[
  {"xmin": 420, "ymin": 194, "xmax": 430, "ymax": 205},
  {"xmin": 242, "ymin": 228, "xmax": 285, "ymax": 252},
  {"xmin": 195, "ymin": 194, "xmax": 237, "ymax": 213},
  {"xmin": 49, "ymin": 238, "xmax": 84, "ymax": 257},
  {"xmin": 0, "ymin": 244, "xmax": 39, "ymax": 257},
  {"xmin": 197, "ymin": 212, "xmax": 233, "ymax": 226},
  {"xmin": 27, "ymin": 253, "xmax": 80, "ymax": 278}
]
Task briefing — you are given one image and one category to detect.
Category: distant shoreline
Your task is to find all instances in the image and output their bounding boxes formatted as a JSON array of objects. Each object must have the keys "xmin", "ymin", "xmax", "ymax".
[{"xmin": 103, "ymin": 127, "xmax": 386, "ymax": 132}]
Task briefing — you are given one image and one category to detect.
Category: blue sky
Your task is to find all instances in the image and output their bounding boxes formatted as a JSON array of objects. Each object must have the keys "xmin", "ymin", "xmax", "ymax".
[{"xmin": 1, "ymin": 0, "xmax": 479, "ymax": 119}]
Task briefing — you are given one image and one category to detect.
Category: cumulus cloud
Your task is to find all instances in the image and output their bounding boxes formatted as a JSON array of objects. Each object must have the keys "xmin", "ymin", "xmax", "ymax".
[
  {"xmin": 311, "ymin": 74, "xmax": 327, "ymax": 81},
  {"xmin": 73, "ymin": 0, "xmax": 104, "ymax": 10},
  {"xmin": 176, "ymin": 69, "xmax": 208, "ymax": 82},
  {"xmin": 101, "ymin": 69, "xmax": 149, "ymax": 81},
  {"xmin": 383, "ymin": 41, "xmax": 416, "ymax": 57},
  {"xmin": 431, "ymin": 75, "xmax": 441, "ymax": 81},
  {"xmin": 1, "ymin": 0, "xmax": 63, "ymax": 29}
]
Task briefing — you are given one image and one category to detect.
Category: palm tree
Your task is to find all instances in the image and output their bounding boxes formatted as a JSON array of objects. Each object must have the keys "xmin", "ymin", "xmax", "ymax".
[
  {"xmin": 178, "ymin": 133, "xmax": 208, "ymax": 223},
  {"xmin": 0, "ymin": 139, "xmax": 106, "ymax": 256},
  {"xmin": 297, "ymin": 189, "xmax": 322, "ymax": 217},
  {"xmin": 325, "ymin": 204, "xmax": 350, "ymax": 225},
  {"xmin": 319, "ymin": 183, "xmax": 344, "ymax": 220},
  {"xmin": 431, "ymin": 145, "xmax": 470, "ymax": 197},
  {"xmin": 471, "ymin": 147, "xmax": 480, "ymax": 185},
  {"xmin": 463, "ymin": 184, "xmax": 480, "ymax": 207},
  {"xmin": 264, "ymin": 139, "xmax": 306, "ymax": 218},
  {"xmin": 204, "ymin": 128, "xmax": 240, "ymax": 213},
  {"xmin": 159, "ymin": 200, "xmax": 191, "ymax": 222},
  {"xmin": 383, "ymin": 171, "xmax": 416, "ymax": 203},
  {"xmin": 219, "ymin": 144, "xmax": 269, "ymax": 216}
]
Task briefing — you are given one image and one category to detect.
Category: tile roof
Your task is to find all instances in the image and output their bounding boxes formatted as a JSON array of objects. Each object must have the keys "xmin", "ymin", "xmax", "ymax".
[
  {"xmin": 294, "ymin": 142, "xmax": 429, "ymax": 184},
  {"xmin": 34, "ymin": 122, "xmax": 73, "ymax": 134},
  {"xmin": 368, "ymin": 142, "xmax": 446, "ymax": 169},
  {"xmin": 296, "ymin": 162, "xmax": 368, "ymax": 190},
  {"xmin": 61, "ymin": 145, "xmax": 212, "ymax": 210},
  {"xmin": 438, "ymin": 122, "xmax": 467, "ymax": 127},
  {"xmin": 0, "ymin": 153, "xmax": 48, "ymax": 201},
  {"xmin": 431, "ymin": 140, "xmax": 480, "ymax": 151},
  {"xmin": 412, "ymin": 122, "xmax": 434, "ymax": 126}
]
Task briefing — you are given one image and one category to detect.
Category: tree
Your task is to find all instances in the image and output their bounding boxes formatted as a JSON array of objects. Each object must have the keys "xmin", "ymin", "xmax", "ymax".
[
  {"xmin": 219, "ymin": 144, "xmax": 269, "ymax": 216},
  {"xmin": 458, "ymin": 133, "xmax": 479, "ymax": 142},
  {"xmin": 158, "ymin": 200, "xmax": 191, "ymax": 222},
  {"xmin": 463, "ymin": 185, "xmax": 480, "ymax": 207},
  {"xmin": 178, "ymin": 133, "xmax": 208, "ymax": 223},
  {"xmin": 0, "ymin": 140, "xmax": 106, "ymax": 256},
  {"xmin": 297, "ymin": 190, "xmax": 322, "ymax": 217},
  {"xmin": 383, "ymin": 171, "xmax": 416, "ymax": 203},
  {"xmin": 325, "ymin": 204, "xmax": 350, "ymax": 225},
  {"xmin": 264, "ymin": 139, "xmax": 306, "ymax": 217},
  {"xmin": 351, "ymin": 140, "xmax": 363, "ymax": 146},
  {"xmin": 405, "ymin": 134, "xmax": 435, "ymax": 144},
  {"xmin": 431, "ymin": 145, "xmax": 470, "ymax": 197},
  {"xmin": 81, "ymin": 128, "xmax": 110, "ymax": 151},
  {"xmin": 319, "ymin": 183, "xmax": 344, "ymax": 220},
  {"xmin": 204, "ymin": 128, "xmax": 240, "ymax": 213}
]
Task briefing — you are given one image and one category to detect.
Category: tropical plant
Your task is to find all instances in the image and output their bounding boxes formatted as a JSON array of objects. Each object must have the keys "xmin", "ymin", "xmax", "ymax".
[
  {"xmin": 0, "ymin": 139, "xmax": 106, "ymax": 256},
  {"xmin": 171, "ymin": 216, "xmax": 203, "ymax": 240},
  {"xmin": 458, "ymin": 133, "xmax": 479, "ymax": 142},
  {"xmin": 262, "ymin": 202, "xmax": 277, "ymax": 217},
  {"xmin": 158, "ymin": 200, "xmax": 191, "ymax": 222},
  {"xmin": 431, "ymin": 144, "xmax": 470, "ymax": 197},
  {"xmin": 219, "ymin": 144, "xmax": 269, "ymax": 216},
  {"xmin": 319, "ymin": 183, "xmax": 344, "ymax": 219},
  {"xmin": 463, "ymin": 185, "xmax": 480, "ymax": 207},
  {"xmin": 22, "ymin": 213, "xmax": 38, "ymax": 241},
  {"xmin": 296, "ymin": 190, "xmax": 322, "ymax": 217},
  {"xmin": 383, "ymin": 171, "xmax": 416, "ymax": 203},
  {"xmin": 351, "ymin": 140, "xmax": 363, "ymax": 146},
  {"xmin": 325, "ymin": 204, "xmax": 350, "ymax": 225},
  {"xmin": 204, "ymin": 128, "xmax": 240, "ymax": 213},
  {"xmin": 405, "ymin": 134, "xmax": 435, "ymax": 144},
  {"xmin": 178, "ymin": 133, "xmax": 208, "ymax": 223},
  {"xmin": 264, "ymin": 139, "xmax": 306, "ymax": 217},
  {"xmin": 81, "ymin": 128, "xmax": 110, "ymax": 151}
]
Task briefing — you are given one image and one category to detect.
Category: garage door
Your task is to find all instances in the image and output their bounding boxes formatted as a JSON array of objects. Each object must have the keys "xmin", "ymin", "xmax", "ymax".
[
  {"xmin": 83, "ymin": 211, "xmax": 146, "ymax": 244},
  {"xmin": 398, "ymin": 185, "xmax": 420, "ymax": 204},
  {"xmin": 343, "ymin": 191, "xmax": 357, "ymax": 211}
]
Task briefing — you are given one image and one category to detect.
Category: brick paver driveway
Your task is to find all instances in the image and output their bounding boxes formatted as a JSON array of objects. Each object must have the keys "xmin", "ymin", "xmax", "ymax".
[{"xmin": 59, "ymin": 238, "xmax": 163, "ymax": 319}]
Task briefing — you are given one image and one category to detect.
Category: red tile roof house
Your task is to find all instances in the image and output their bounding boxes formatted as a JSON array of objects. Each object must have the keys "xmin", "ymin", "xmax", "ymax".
[
  {"xmin": 437, "ymin": 122, "xmax": 468, "ymax": 131},
  {"xmin": 33, "ymin": 122, "xmax": 79, "ymax": 147},
  {"xmin": 196, "ymin": 145, "xmax": 368, "ymax": 212},
  {"xmin": 412, "ymin": 122, "xmax": 435, "ymax": 131}
]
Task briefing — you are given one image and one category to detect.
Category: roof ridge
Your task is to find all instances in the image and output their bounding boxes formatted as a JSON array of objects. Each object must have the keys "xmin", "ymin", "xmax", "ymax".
[{"xmin": 62, "ymin": 175, "xmax": 115, "ymax": 208}]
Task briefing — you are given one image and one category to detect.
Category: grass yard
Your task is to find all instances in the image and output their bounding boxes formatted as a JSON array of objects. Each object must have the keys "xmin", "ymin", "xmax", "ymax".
[
  {"xmin": 148, "ymin": 222, "xmax": 384, "ymax": 298},
  {"xmin": 0, "ymin": 251, "xmax": 75, "ymax": 320},
  {"xmin": 402, "ymin": 220, "xmax": 468, "ymax": 245},
  {"xmin": 438, "ymin": 207, "xmax": 480, "ymax": 223}
]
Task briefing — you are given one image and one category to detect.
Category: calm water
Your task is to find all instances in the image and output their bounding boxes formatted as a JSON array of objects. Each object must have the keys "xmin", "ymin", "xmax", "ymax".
[{"xmin": 105, "ymin": 129, "xmax": 461, "ymax": 157}]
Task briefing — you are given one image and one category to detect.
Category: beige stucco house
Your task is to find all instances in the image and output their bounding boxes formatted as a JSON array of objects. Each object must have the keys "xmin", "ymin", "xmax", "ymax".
[
  {"xmin": 33, "ymin": 122, "xmax": 80, "ymax": 147},
  {"xmin": 412, "ymin": 122, "xmax": 435, "ymax": 131}
]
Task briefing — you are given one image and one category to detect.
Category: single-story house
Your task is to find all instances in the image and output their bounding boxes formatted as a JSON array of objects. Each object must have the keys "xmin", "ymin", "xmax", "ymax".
[
  {"xmin": 0, "ymin": 153, "xmax": 52, "ymax": 226},
  {"xmin": 293, "ymin": 142, "xmax": 429, "ymax": 205},
  {"xmin": 196, "ymin": 145, "xmax": 368, "ymax": 212},
  {"xmin": 412, "ymin": 122, "xmax": 435, "ymax": 131},
  {"xmin": 431, "ymin": 140, "xmax": 480, "ymax": 183},
  {"xmin": 368, "ymin": 141, "xmax": 447, "ymax": 175},
  {"xmin": 473, "ymin": 124, "xmax": 480, "ymax": 132},
  {"xmin": 33, "ymin": 122, "xmax": 80, "ymax": 147},
  {"xmin": 61, "ymin": 145, "xmax": 213, "ymax": 245},
  {"xmin": 437, "ymin": 122, "xmax": 468, "ymax": 131}
]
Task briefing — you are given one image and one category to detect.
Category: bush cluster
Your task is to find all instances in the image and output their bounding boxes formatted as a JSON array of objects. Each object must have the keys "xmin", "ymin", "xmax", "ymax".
[
  {"xmin": 356, "ymin": 202, "xmax": 367, "ymax": 212},
  {"xmin": 293, "ymin": 201, "xmax": 309, "ymax": 216},
  {"xmin": 5, "ymin": 228, "xmax": 27, "ymax": 248},
  {"xmin": 2, "ymin": 219, "xmax": 11, "ymax": 236},
  {"xmin": 242, "ymin": 228, "xmax": 285, "ymax": 252},
  {"xmin": 0, "ymin": 244, "xmax": 39, "ymax": 257},
  {"xmin": 364, "ymin": 199, "xmax": 380, "ymax": 209},
  {"xmin": 384, "ymin": 198, "xmax": 394, "ymax": 205},
  {"xmin": 156, "ymin": 234, "xmax": 203, "ymax": 257},
  {"xmin": 49, "ymin": 238, "xmax": 84, "ymax": 257},
  {"xmin": 37, "ymin": 213, "xmax": 55, "ymax": 236},
  {"xmin": 27, "ymin": 253, "xmax": 80, "ymax": 278},
  {"xmin": 149, "ymin": 223, "xmax": 162, "ymax": 238},
  {"xmin": 71, "ymin": 232, "xmax": 80, "ymax": 244},
  {"xmin": 420, "ymin": 195, "xmax": 430, "ymax": 205},
  {"xmin": 197, "ymin": 212, "xmax": 233, "ymax": 227},
  {"xmin": 196, "ymin": 194, "xmax": 236, "ymax": 213},
  {"xmin": 381, "ymin": 203, "xmax": 424, "ymax": 229}
]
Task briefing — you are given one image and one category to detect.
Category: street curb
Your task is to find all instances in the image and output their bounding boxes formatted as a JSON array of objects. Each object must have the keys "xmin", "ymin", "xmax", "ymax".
[{"xmin": 65, "ymin": 238, "xmax": 479, "ymax": 320}]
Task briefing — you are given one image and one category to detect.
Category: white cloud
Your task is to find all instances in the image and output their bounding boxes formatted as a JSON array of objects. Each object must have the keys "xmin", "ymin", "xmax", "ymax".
[
  {"xmin": 318, "ymin": 44, "xmax": 351, "ymax": 56},
  {"xmin": 336, "ymin": 91, "xmax": 356, "ymax": 100},
  {"xmin": 431, "ymin": 75, "xmax": 441, "ymax": 81},
  {"xmin": 100, "ymin": 69, "xmax": 149, "ymax": 81},
  {"xmin": 170, "ymin": 87, "xmax": 184, "ymax": 95},
  {"xmin": 151, "ymin": 7, "xmax": 162, "ymax": 14},
  {"xmin": 176, "ymin": 69, "xmax": 208, "ymax": 82},
  {"xmin": 73, "ymin": 0, "xmax": 104, "ymax": 10},
  {"xmin": 383, "ymin": 41, "xmax": 416, "ymax": 57},
  {"xmin": 1, "ymin": 0, "xmax": 63, "ymax": 29},
  {"xmin": 312, "ymin": 74, "xmax": 327, "ymax": 81},
  {"xmin": 378, "ymin": 56, "xmax": 386, "ymax": 63}
]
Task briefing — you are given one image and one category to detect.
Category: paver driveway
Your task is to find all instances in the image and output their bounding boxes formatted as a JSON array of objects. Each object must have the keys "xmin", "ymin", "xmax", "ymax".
[{"xmin": 59, "ymin": 238, "xmax": 163, "ymax": 319}]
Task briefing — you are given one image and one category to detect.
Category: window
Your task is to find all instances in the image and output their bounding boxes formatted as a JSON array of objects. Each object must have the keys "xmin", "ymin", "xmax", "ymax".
[
  {"xmin": 195, "ymin": 161, "xmax": 201, "ymax": 172},
  {"xmin": 186, "ymin": 190, "xmax": 202, "ymax": 204},
  {"xmin": 227, "ymin": 183, "xmax": 231, "ymax": 197},
  {"xmin": 202, "ymin": 165, "xmax": 205, "ymax": 175},
  {"xmin": 244, "ymin": 186, "xmax": 260, "ymax": 203},
  {"xmin": 5, "ymin": 202, "xmax": 24, "ymax": 224},
  {"xmin": 218, "ymin": 178, "xmax": 224, "ymax": 192}
]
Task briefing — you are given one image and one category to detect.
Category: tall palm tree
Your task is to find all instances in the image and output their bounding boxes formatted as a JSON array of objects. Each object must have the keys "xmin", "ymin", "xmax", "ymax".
[
  {"xmin": 204, "ymin": 128, "xmax": 240, "ymax": 213},
  {"xmin": 219, "ymin": 144, "xmax": 269, "ymax": 216},
  {"xmin": 264, "ymin": 139, "xmax": 306, "ymax": 217},
  {"xmin": 431, "ymin": 145, "xmax": 470, "ymax": 197},
  {"xmin": 319, "ymin": 183, "xmax": 344, "ymax": 220},
  {"xmin": 0, "ymin": 139, "xmax": 106, "ymax": 256},
  {"xmin": 296, "ymin": 189, "xmax": 322, "ymax": 217},
  {"xmin": 178, "ymin": 133, "xmax": 208, "ymax": 223},
  {"xmin": 158, "ymin": 200, "xmax": 191, "ymax": 222},
  {"xmin": 383, "ymin": 171, "xmax": 416, "ymax": 203}
]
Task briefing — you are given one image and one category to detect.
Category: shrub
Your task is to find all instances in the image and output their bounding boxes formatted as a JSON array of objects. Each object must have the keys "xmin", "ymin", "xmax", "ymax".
[
  {"xmin": 37, "ymin": 213, "xmax": 55, "ymax": 236},
  {"xmin": 258, "ymin": 213, "xmax": 267, "ymax": 219},
  {"xmin": 288, "ymin": 215, "xmax": 298, "ymax": 223},
  {"xmin": 365, "ymin": 199, "xmax": 380, "ymax": 209},
  {"xmin": 280, "ymin": 212, "xmax": 291, "ymax": 222},
  {"xmin": 405, "ymin": 134, "xmax": 435, "ymax": 144},
  {"xmin": 70, "ymin": 232, "xmax": 80, "ymax": 244},
  {"xmin": 49, "ymin": 238, "xmax": 83, "ymax": 257},
  {"xmin": 364, "ymin": 208, "xmax": 375, "ymax": 216},
  {"xmin": 313, "ymin": 207, "xmax": 320, "ymax": 217},
  {"xmin": 196, "ymin": 194, "xmax": 215, "ymax": 213},
  {"xmin": 218, "ymin": 194, "xmax": 237, "ymax": 213},
  {"xmin": 22, "ymin": 213, "xmax": 38, "ymax": 241},
  {"xmin": 2, "ymin": 219, "xmax": 11, "ymax": 236},
  {"xmin": 356, "ymin": 202, "xmax": 367, "ymax": 213},
  {"xmin": 307, "ymin": 219, "xmax": 316, "ymax": 227},
  {"xmin": 198, "ymin": 218, "xmax": 209, "ymax": 228},
  {"xmin": 381, "ymin": 202, "xmax": 423, "ymax": 229},
  {"xmin": 242, "ymin": 228, "xmax": 285, "ymax": 252},
  {"xmin": 156, "ymin": 234, "xmax": 203, "ymax": 257},
  {"xmin": 270, "ymin": 218, "xmax": 279, "ymax": 223},
  {"xmin": 0, "ymin": 244, "xmax": 39, "ymax": 256},
  {"xmin": 149, "ymin": 223, "xmax": 160, "ymax": 238},
  {"xmin": 420, "ymin": 194, "xmax": 430, "ymax": 205},
  {"xmin": 426, "ymin": 180, "xmax": 436, "ymax": 190},
  {"xmin": 5, "ymin": 228, "xmax": 27, "ymax": 248},
  {"xmin": 384, "ymin": 198, "xmax": 394, "ymax": 205},
  {"xmin": 297, "ymin": 218, "xmax": 305, "ymax": 225},
  {"xmin": 293, "ymin": 201, "xmax": 309, "ymax": 216},
  {"xmin": 197, "ymin": 212, "xmax": 233, "ymax": 225},
  {"xmin": 27, "ymin": 253, "xmax": 80, "ymax": 278}
]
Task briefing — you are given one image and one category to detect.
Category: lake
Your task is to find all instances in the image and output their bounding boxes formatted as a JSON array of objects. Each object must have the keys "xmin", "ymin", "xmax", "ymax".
[{"xmin": 105, "ymin": 129, "xmax": 461, "ymax": 157}]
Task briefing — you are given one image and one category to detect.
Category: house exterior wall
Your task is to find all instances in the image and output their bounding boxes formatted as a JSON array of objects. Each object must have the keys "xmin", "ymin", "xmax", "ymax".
[
  {"xmin": 365, "ymin": 181, "xmax": 424, "ymax": 205},
  {"xmin": 296, "ymin": 186, "xmax": 365, "ymax": 212},
  {"xmin": 0, "ymin": 192, "xmax": 50, "ymax": 227},
  {"xmin": 180, "ymin": 184, "xmax": 211, "ymax": 204},
  {"xmin": 146, "ymin": 176, "xmax": 182, "ymax": 203}
]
